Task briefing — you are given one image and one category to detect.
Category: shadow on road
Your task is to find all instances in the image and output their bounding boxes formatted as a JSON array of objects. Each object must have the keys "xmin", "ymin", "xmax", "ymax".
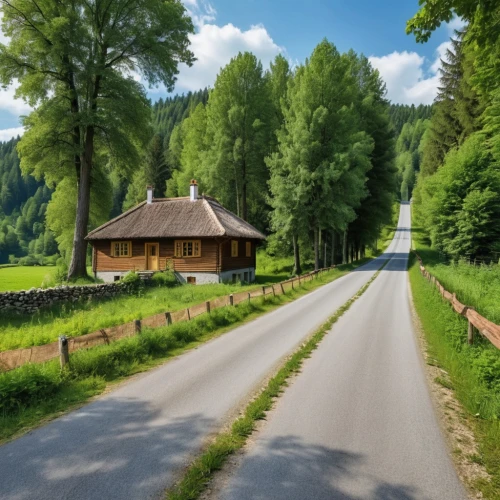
[
  {"xmin": 0, "ymin": 398, "xmax": 215, "ymax": 500},
  {"xmin": 223, "ymin": 435, "xmax": 424, "ymax": 500}
]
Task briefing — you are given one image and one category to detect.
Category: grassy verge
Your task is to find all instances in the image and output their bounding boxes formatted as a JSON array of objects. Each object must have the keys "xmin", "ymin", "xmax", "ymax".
[
  {"xmin": 412, "ymin": 235, "xmax": 500, "ymax": 324},
  {"xmin": 0, "ymin": 280, "xmax": 278, "ymax": 352},
  {"xmin": 408, "ymin": 252, "xmax": 500, "ymax": 497},
  {"xmin": 0, "ymin": 259, "xmax": 370, "ymax": 444},
  {"xmin": 166, "ymin": 262, "xmax": 386, "ymax": 500}
]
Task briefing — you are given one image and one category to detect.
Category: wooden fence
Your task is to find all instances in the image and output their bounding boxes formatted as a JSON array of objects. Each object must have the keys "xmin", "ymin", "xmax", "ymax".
[
  {"xmin": 414, "ymin": 251, "xmax": 500, "ymax": 350},
  {"xmin": 0, "ymin": 267, "xmax": 335, "ymax": 372}
]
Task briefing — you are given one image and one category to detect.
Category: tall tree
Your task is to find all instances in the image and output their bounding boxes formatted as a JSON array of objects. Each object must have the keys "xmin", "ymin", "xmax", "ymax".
[
  {"xmin": 268, "ymin": 40, "xmax": 373, "ymax": 271},
  {"xmin": 346, "ymin": 53, "xmax": 397, "ymax": 257},
  {"xmin": 0, "ymin": 0, "xmax": 194, "ymax": 279},
  {"xmin": 268, "ymin": 54, "xmax": 291, "ymax": 134},
  {"xmin": 203, "ymin": 52, "xmax": 272, "ymax": 225}
]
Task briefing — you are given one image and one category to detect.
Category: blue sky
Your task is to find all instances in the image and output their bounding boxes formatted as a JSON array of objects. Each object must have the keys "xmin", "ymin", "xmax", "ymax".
[{"xmin": 0, "ymin": 0, "xmax": 461, "ymax": 140}]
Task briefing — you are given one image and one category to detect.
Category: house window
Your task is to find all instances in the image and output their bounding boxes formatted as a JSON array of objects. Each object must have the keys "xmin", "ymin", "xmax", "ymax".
[
  {"xmin": 246, "ymin": 242, "xmax": 252, "ymax": 257},
  {"xmin": 187, "ymin": 276, "xmax": 196, "ymax": 284},
  {"xmin": 231, "ymin": 240, "xmax": 239, "ymax": 257},
  {"xmin": 174, "ymin": 240, "xmax": 201, "ymax": 258},
  {"xmin": 111, "ymin": 241, "xmax": 131, "ymax": 257}
]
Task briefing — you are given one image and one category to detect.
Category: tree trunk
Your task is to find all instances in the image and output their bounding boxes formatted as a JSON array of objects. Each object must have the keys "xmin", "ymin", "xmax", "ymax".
[
  {"xmin": 314, "ymin": 228, "xmax": 320, "ymax": 271},
  {"xmin": 331, "ymin": 231, "xmax": 335, "ymax": 265},
  {"xmin": 342, "ymin": 230, "xmax": 348, "ymax": 265},
  {"xmin": 324, "ymin": 240, "xmax": 327, "ymax": 268},
  {"xmin": 292, "ymin": 234, "xmax": 301, "ymax": 275},
  {"xmin": 68, "ymin": 67, "xmax": 102, "ymax": 279},
  {"xmin": 67, "ymin": 154, "xmax": 91, "ymax": 279}
]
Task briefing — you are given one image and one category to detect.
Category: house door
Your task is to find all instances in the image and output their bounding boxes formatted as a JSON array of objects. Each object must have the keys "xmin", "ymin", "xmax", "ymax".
[{"xmin": 145, "ymin": 243, "xmax": 159, "ymax": 271}]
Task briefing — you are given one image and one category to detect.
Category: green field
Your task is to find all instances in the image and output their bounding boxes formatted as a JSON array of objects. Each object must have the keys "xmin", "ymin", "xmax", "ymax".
[
  {"xmin": 408, "ymin": 252, "xmax": 500, "ymax": 498},
  {"xmin": 0, "ymin": 266, "xmax": 57, "ymax": 292},
  {"xmin": 0, "ymin": 266, "xmax": 100, "ymax": 292},
  {"xmin": 412, "ymin": 230, "xmax": 500, "ymax": 324},
  {"xmin": 0, "ymin": 280, "xmax": 272, "ymax": 352}
]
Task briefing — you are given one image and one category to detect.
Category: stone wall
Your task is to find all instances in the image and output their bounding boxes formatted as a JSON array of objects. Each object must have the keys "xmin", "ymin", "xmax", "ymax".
[{"xmin": 0, "ymin": 282, "xmax": 127, "ymax": 315}]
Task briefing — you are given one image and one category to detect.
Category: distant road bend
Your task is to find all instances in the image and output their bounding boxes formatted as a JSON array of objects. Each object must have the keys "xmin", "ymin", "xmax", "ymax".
[{"xmin": 0, "ymin": 204, "xmax": 465, "ymax": 500}]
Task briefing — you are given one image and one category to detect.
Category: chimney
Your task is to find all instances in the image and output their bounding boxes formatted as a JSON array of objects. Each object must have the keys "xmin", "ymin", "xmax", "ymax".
[
  {"xmin": 146, "ymin": 185, "xmax": 154, "ymax": 204},
  {"xmin": 190, "ymin": 179, "xmax": 198, "ymax": 201}
]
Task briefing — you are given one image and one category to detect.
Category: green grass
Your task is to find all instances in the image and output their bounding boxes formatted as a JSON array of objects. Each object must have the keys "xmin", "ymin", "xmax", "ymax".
[
  {"xmin": 0, "ymin": 266, "xmax": 57, "ymax": 292},
  {"xmin": 0, "ymin": 281, "xmax": 268, "ymax": 352},
  {"xmin": 166, "ymin": 262, "xmax": 386, "ymax": 500},
  {"xmin": 0, "ymin": 265, "xmax": 96, "ymax": 292},
  {"xmin": 0, "ymin": 261, "xmax": 367, "ymax": 443},
  {"xmin": 408, "ymin": 252, "xmax": 500, "ymax": 498},
  {"xmin": 412, "ymin": 235, "xmax": 500, "ymax": 324}
]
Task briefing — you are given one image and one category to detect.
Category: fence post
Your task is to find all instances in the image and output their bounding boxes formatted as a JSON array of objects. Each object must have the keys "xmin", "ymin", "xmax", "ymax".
[
  {"xmin": 468, "ymin": 320, "xmax": 474, "ymax": 345},
  {"xmin": 467, "ymin": 308, "xmax": 475, "ymax": 345},
  {"xmin": 292, "ymin": 279, "xmax": 295, "ymax": 290},
  {"xmin": 134, "ymin": 319, "xmax": 141, "ymax": 334},
  {"xmin": 299, "ymin": 275, "xmax": 301, "ymax": 286},
  {"xmin": 248, "ymin": 292, "xmax": 251, "ymax": 302},
  {"xmin": 206, "ymin": 301, "xmax": 211, "ymax": 313},
  {"xmin": 165, "ymin": 312, "xmax": 172, "ymax": 326},
  {"xmin": 280, "ymin": 283, "xmax": 285, "ymax": 295},
  {"xmin": 187, "ymin": 308, "xmax": 191, "ymax": 320},
  {"xmin": 262, "ymin": 286, "xmax": 266, "ymax": 297},
  {"xmin": 229, "ymin": 294, "xmax": 234, "ymax": 306},
  {"xmin": 272, "ymin": 285, "xmax": 276, "ymax": 297},
  {"xmin": 58, "ymin": 335, "xmax": 69, "ymax": 369}
]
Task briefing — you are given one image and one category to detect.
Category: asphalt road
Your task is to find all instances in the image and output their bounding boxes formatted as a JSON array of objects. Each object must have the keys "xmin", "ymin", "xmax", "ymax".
[
  {"xmin": 0, "ymin": 226, "xmax": 393, "ymax": 499},
  {"xmin": 218, "ymin": 204, "xmax": 467, "ymax": 500}
]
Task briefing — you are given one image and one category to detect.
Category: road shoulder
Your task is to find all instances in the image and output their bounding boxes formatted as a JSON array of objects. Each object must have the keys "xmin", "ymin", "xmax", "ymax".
[{"xmin": 407, "ymin": 276, "xmax": 490, "ymax": 499}]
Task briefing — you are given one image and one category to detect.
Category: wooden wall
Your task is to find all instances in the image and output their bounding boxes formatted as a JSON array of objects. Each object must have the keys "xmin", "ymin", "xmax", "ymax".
[
  {"xmin": 92, "ymin": 238, "xmax": 221, "ymax": 273},
  {"xmin": 220, "ymin": 239, "xmax": 257, "ymax": 271}
]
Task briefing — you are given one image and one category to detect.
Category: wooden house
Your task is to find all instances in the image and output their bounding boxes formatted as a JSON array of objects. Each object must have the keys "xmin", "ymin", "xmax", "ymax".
[{"xmin": 86, "ymin": 181, "xmax": 266, "ymax": 284}]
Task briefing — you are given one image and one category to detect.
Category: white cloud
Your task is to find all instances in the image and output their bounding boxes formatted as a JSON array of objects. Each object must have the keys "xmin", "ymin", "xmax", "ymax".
[
  {"xmin": 430, "ymin": 41, "xmax": 451, "ymax": 74},
  {"xmin": 369, "ymin": 40, "xmax": 454, "ymax": 105},
  {"xmin": 447, "ymin": 16, "xmax": 466, "ymax": 34},
  {"xmin": 0, "ymin": 81, "xmax": 32, "ymax": 116},
  {"xmin": 175, "ymin": 23, "xmax": 282, "ymax": 92},
  {"xmin": 368, "ymin": 15, "xmax": 465, "ymax": 106},
  {"xmin": 0, "ymin": 126, "xmax": 24, "ymax": 141},
  {"xmin": 0, "ymin": 15, "xmax": 33, "ymax": 118},
  {"xmin": 170, "ymin": 0, "xmax": 282, "ymax": 92}
]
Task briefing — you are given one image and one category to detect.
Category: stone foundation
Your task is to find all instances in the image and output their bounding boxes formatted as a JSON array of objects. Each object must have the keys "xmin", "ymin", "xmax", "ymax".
[
  {"xmin": 175, "ymin": 267, "xmax": 256, "ymax": 285},
  {"xmin": 95, "ymin": 271, "xmax": 130, "ymax": 283}
]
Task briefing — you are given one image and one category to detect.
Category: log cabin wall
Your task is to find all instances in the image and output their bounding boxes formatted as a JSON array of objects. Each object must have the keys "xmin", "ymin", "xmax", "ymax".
[
  {"xmin": 220, "ymin": 239, "xmax": 256, "ymax": 271},
  {"xmin": 93, "ymin": 238, "xmax": 220, "ymax": 273}
]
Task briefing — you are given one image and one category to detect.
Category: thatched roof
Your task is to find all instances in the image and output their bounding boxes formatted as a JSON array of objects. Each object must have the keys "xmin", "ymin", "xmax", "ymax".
[{"xmin": 86, "ymin": 196, "xmax": 266, "ymax": 241}]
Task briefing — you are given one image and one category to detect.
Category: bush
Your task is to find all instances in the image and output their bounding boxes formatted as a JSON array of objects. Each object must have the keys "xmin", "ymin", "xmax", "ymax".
[
  {"xmin": 17, "ymin": 255, "xmax": 38, "ymax": 266},
  {"xmin": 0, "ymin": 363, "xmax": 63, "ymax": 414},
  {"xmin": 122, "ymin": 271, "xmax": 144, "ymax": 292},
  {"xmin": 150, "ymin": 270, "xmax": 177, "ymax": 288}
]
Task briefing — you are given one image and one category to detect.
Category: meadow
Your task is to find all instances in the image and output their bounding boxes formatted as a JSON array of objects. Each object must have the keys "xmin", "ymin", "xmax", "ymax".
[
  {"xmin": 0, "ymin": 265, "xmax": 96, "ymax": 292},
  {"xmin": 412, "ymin": 233, "xmax": 500, "ymax": 324},
  {"xmin": 0, "ymin": 280, "xmax": 270, "ymax": 352},
  {"xmin": 0, "ymin": 266, "xmax": 56, "ymax": 292},
  {"xmin": 408, "ymin": 253, "xmax": 500, "ymax": 498}
]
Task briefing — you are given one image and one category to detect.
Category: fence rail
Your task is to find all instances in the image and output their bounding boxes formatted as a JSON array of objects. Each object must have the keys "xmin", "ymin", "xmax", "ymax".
[
  {"xmin": 414, "ymin": 251, "xmax": 500, "ymax": 350},
  {"xmin": 0, "ymin": 266, "xmax": 335, "ymax": 372}
]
